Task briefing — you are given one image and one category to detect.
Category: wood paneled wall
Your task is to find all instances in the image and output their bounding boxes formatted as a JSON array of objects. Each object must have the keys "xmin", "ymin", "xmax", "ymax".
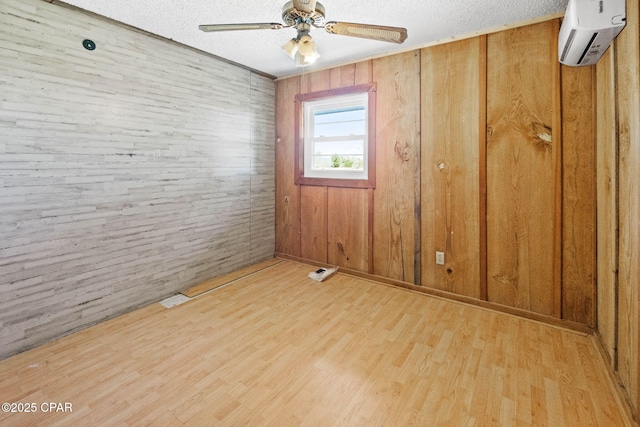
[
  {"xmin": 0, "ymin": 0, "xmax": 275, "ymax": 360},
  {"xmin": 277, "ymin": 19, "xmax": 597, "ymax": 326},
  {"xmin": 596, "ymin": 0, "xmax": 640, "ymax": 416},
  {"xmin": 276, "ymin": 55, "xmax": 421, "ymax": 280}
]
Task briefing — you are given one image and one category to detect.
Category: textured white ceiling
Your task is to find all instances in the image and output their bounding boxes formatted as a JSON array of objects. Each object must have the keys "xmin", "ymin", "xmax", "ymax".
[{"xmin": 60, "ymin": 0, "xmax": 569, "ymax": 78}]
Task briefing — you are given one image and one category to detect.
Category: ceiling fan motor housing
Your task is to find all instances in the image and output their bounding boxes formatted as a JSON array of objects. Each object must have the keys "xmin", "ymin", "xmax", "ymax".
[{"xmin": 282, "ymin": 1, "xmax": 326, "ymax": 27}]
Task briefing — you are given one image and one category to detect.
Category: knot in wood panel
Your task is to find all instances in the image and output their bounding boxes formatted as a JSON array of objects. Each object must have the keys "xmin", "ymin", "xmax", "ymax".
[
  {"xmin": 531, "ymin": 122, "xmax": 552, "ymax": 153},
  {"xmin": 394, "ymin": 141, "xmax": 410, "ymax": 162}
]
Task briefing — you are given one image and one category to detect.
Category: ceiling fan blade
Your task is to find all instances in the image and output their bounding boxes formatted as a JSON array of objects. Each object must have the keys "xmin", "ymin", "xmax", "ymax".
[
  {"xmin": 199, "ymin": 23, "xmax": 284, "ymax": 32},
  {"xmin": 292, "ymin": 0, "xmax": 317, "ymax": 14},
  {"xmin": 324, "ymin": 21, "xmax": 408, "ymax": 44}
]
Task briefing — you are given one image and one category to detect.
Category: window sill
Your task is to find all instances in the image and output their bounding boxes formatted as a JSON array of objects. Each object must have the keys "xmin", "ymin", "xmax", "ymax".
[{"xmin": 295, "ymin": 175, "xmax": 376, "ymax": 189}]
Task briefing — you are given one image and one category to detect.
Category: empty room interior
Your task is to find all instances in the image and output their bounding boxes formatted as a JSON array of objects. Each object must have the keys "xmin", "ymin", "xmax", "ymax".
[{"xmin": 1, "ymin": 0, "xmax": 639, "ymax": 425}]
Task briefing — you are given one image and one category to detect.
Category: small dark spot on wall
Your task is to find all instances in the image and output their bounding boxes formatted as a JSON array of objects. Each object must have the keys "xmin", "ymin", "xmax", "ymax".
[{"xmin": 82, "ymin": 39, "xmax": 96, "ymax": 51}]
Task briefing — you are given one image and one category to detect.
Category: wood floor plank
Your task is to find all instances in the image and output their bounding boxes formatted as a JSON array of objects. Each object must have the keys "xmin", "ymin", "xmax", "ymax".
[{"xmin": 0, "ymin": 261, "xmax": 631, "ymax": 426}]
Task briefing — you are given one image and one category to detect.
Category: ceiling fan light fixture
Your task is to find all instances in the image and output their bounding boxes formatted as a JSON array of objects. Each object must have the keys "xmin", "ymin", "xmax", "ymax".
[
  {"xmin": 282, "ymin": 38, "xmax": 299, "ymax": 59},
  {"xmin": 296, "ymin": 35, "xmax": 314, "ymax": 56},
  {"xmin": 295, "ymin": 34, "xmax": 320, "ymax": 66},
  {"xmin": 296, "ymin": 50, "xmax": 320, "ymax": 66},
  {"xmin": 282, "ymin": 33, "xmax": 320, "ymax": 66}
]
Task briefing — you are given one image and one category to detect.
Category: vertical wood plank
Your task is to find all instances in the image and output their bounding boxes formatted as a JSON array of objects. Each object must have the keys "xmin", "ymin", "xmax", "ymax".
[
  {"xmin": 486, "ymin": 22, "xmax": 557, "ymax": 316},
  {"xmin": 596, "ymin": 46, "xmax": 619, "ymax": 365},
  {"xmin": 368, "ymin": 188, "xmax": 375, "ymax": 275},
  {"xmin": 327, "ymin": 188, "xmax": 368, "ymax": 271},
  {"xmin": 354, "ymin": 60, "xmax": 373, "ymax": 85},
  {"xmin": 478, "ymin": 36, "xmax": 489, "ymax": 300},
  {"xmin": 635, "ymin": 1, "xmax": 640, "ymax": 414},
  {"xmin": 299, "ymin": 72, "xmax": 311, "ymax": 95},
  {"xmin": 275, "ymin": 77, "xmax": 301, "ymax": 256},
  {"xmin": 615, "ymin": 0, "xmax": 640, "ymax": 410},
  {"xmin": 308, "ymin": 69, "xmax": 331, "ymax": 93},
  {"xmin": 551, "ymin": 19, "xmax": 563, "ymax": 320},
  {"xmin": 561, "ymin": 64, "xmax": 596, "ymax": 326},
  {"xmin": 339, "ymin": 64, "xmax": 357, "ymax": 87},
  {"xmin": 330, "ymin": 67, "xmax": 342, "ymax": 89},
  {"xmin": 421, "ymin": 38, "xmax": 482, "ymax": 298},
  {"xmin": 300, "ymin": 186, "xmax": 328, "ymax": 263},
  {"xmin": 372, "ymin": 51, "xmax": 421, "ymax": 283}
]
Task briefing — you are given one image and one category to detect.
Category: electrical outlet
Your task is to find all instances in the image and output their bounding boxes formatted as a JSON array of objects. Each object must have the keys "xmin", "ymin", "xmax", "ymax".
[{"xmin": 436, "ymin": 251, "xmax": 445, "ymax": 265}]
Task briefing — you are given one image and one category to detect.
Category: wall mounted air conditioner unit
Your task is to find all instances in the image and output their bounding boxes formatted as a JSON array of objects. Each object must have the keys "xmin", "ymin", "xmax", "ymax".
[{"xmin": 558, "ymin": 0, "xmax": 626, "ymax": 66}]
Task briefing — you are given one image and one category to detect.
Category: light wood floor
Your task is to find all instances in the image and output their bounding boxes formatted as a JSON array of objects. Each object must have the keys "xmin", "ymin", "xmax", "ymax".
[{"xmin": 0, "ymin": 261, "xmax": 630, "ymax": 426}]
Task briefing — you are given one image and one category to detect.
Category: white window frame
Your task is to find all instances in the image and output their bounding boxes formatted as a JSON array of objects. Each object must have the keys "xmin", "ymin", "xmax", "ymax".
[
  {"xmin": 295, "ymin": 83, "xmax": 376, "ymax": 189},
  {"xmin": 303, "ymin": 93, "xmax": 368, "ymax": 180}
]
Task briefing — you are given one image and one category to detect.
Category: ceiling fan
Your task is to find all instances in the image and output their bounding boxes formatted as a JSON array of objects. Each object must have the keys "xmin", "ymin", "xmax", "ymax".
[{"xmin": 199, "ymin": 0, "xmax": 408, "ymax": 67}]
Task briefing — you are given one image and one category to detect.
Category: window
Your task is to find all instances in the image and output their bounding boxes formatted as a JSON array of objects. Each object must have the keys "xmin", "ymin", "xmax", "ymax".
[
  {"xmin": 304, "ymin": 93, "xmax": 367, "ymax": 180},
  {"xmin": 295, "ymin": 83, "xmax": 376, "ymax": 188}
]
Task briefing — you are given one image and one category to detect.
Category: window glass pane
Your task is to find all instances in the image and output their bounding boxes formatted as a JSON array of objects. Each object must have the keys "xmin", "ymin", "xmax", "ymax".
[
  {"xmin": 312, "ymin": 155, "xmax": 364, "ymax": 171},
  {"xmin": 312, "ymin": 140, "xmax": 365, "ymax": 171},
  {"xmin": 313, "ymin": 107, "xmax": 365, "ymax": 138},
  {"xmin": 313, "ymin": 140, "xmax": 364, "ymax": 156}
]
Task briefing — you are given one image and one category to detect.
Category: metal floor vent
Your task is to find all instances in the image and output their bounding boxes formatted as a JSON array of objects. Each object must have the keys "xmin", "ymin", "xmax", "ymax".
[{"xmin": 159, "ymin": 294, "xmax": 191, "ymax": 308}]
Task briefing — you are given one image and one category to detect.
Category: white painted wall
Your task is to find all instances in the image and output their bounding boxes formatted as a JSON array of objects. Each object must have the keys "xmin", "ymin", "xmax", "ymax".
[{"xmin": 0, "ymin": 0, "xmax": 275, "ymax": 359}]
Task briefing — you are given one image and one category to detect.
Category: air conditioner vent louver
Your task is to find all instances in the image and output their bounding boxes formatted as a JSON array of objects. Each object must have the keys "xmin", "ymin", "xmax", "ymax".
[
  {"xmin": 560, "ymin": 29, "xmax": 577, "ymax": 63},
  {"xmin": 577, "ymin": 32, "xmax": 599, "ymax": 65}
]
